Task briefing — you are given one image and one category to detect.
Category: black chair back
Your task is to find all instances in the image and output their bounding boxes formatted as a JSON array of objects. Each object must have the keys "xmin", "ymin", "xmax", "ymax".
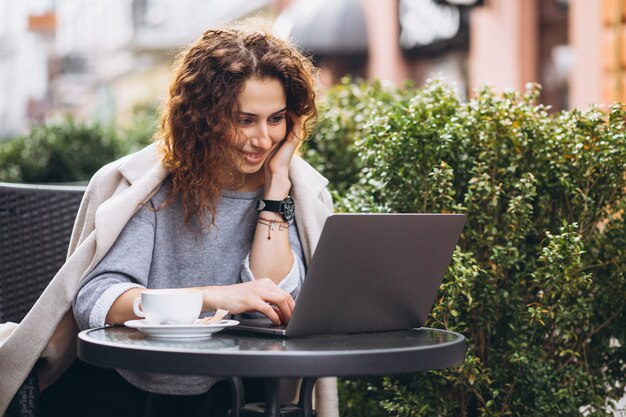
[{"xmin": 0, "ymin": 182, "xmax": 86, "ymax": 323}]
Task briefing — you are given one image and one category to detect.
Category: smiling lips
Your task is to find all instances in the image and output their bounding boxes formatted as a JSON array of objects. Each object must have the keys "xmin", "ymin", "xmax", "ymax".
[{"xmin": 242, "ymin": 150, "xmax": 265, "ymax": 164}]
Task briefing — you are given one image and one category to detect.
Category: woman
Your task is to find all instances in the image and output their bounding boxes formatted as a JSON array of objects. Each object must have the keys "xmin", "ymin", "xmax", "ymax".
[
  {"xmin": 6, "ymin": 24, "xmax": 337, "ymax": 417},
  {"xmin": 73, "ymin": 26, "xmax": 320, "ymax": 332}
]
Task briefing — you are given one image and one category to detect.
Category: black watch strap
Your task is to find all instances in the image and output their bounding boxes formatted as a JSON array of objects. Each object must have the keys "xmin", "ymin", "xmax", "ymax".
[
  {"xmin": 255, "ymin": 200, "xmax": 281, "ymax": 212},
  {"xmin": 256, "ymin": 196, "xmax": 295, "ymax": 221}
]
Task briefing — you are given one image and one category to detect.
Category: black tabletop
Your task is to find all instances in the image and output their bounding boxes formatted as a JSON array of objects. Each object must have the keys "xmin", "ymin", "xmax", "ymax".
[{"xmin": 78, "ymin": 326, "xmax": 466, "ymax": 378}]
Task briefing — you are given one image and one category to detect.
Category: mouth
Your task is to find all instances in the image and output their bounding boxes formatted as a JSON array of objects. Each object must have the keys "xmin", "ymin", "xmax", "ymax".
[{"xmin": 240, "ymin": 150, "xmax": 266, "ymax": 165}]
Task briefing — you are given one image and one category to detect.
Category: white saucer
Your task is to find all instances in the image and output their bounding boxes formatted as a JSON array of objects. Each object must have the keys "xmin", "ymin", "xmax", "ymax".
[{"xmin": 124, "ymin": 319, "xmax": 239, "ymax": 339}]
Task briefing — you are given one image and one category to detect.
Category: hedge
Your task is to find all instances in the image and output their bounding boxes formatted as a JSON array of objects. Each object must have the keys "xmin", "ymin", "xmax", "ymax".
[
  {"xmin": 0, "ymin": 115, "xmax": 154, "ymax": 183},
  {"xmin": 306, "ymin": 77, "xmax": 626, "ymax": 417}
]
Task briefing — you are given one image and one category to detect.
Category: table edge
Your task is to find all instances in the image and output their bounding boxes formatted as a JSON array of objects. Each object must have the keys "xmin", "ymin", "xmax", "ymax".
[{"xmin": 77, "ymin": 327, "xmax": 467, "ymax": 378}]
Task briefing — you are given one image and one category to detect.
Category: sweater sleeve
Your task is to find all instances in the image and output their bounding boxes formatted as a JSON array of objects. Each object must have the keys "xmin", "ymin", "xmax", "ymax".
[{"xmin": 72, "ymin": 204, "xmax": 156, "ymax": 330}]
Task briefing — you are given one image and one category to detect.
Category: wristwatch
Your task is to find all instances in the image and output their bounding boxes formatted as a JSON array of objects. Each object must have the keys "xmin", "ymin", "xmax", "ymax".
[{"xmin": 256, "ymin": 196, "xmax": 295, "ymax": 221}]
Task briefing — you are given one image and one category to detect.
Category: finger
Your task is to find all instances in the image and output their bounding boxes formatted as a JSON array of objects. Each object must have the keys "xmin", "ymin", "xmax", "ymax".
[
  {"xmin": 257, "ymin": 302, "xmax": 282, "ymax": 325},
  {"xmin": 265, "ymin": 293, "xmax": 294, "ymax": 324},
  {"xmin": 253, "ymin": 280, "xmax": 294, "ymax": 323},
  {"xmin": 283, "ymin": 293, "xmax": 296, "ymax": 318},
  {"xmin": 264, "ymin": 115, "xmax": 302, "ymax": 174},
  {"xmin": 272, "ymin": 305, "xmax": 285, "ymax": 324},
  {"xmin": 264, "ymin": 138, "xmax": 293, "ymax": 173},
  {"xmin": 283, "ymin": 126, "xmax": 302, "ymax": 150},
  {"xmin": 274, "ymin": 134, "xmax": 298, "ymax": 161},
  {"xmin": 275, "ymin": 301, "xmax": 291, "ymax": 324},
  {"xmin": 287, "ymin": 113, "xmax": 303, "ymax": 142}
]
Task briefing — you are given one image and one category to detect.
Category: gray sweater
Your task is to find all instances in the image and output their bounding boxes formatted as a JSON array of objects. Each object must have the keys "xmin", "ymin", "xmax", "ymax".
[{"xmin": 73, "ymin": 181, "xmax": 305, "ymax": 394}]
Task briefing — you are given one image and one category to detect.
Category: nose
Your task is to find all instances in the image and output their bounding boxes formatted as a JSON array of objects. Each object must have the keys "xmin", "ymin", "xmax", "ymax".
[{"xmin": 250, "ymin": 122, "xmax": 271, "ymax": 150}]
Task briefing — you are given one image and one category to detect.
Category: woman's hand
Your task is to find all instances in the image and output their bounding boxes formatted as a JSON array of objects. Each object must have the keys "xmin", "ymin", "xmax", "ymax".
[
  {"xmin": 263, "ymin": 114, "xmax": 302, "ymax": 198},
  {"xmin": 202, "ymin": 278, "xmax": 295, "ymax": 325}
]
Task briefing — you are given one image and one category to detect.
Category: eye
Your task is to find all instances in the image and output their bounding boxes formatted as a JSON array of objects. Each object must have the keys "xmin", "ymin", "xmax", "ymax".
[
  {"xmin": 238, "ymin": 117, "xmax": 254, "ymax": 126},
  {"xmin": 269, "ymin": 114, "xmax": 286, "ymax": 124}
]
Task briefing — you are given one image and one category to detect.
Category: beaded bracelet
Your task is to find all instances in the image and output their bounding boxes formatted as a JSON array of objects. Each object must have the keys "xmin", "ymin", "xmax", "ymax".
[{"xmin": 257, "ymin": 216, "xmax": 289, "ymax": 240}]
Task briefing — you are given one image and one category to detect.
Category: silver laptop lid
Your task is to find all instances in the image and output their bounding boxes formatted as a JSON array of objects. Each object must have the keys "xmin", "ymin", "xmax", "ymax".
[{"xmin": 284, "ymin": 213, "xmax": 465, "ymax": 337}]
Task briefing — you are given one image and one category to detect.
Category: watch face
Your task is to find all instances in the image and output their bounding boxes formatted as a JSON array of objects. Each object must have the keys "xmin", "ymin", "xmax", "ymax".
[{"xmin": 280, "ymin": 197, "xmax": 295, "ymax": 221}]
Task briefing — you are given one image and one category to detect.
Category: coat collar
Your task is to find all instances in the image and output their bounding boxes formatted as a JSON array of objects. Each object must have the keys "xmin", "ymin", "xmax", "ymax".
[
  {"xmin": 289, "ymin": 156, "xmax": 329, "ymax": 198},
  {"xmin": 118, "ymin": 143, "xmax": 164, "ymax": 185},
  {"xmin": 288, "ymin": 157, "xmax": 331, "ymax": 263}
]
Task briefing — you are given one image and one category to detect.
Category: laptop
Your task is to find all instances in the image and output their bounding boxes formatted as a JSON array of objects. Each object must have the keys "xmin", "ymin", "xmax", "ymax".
[{"xmin": 230, "ymin": 213, "xmax": 465, "ymax": 337}]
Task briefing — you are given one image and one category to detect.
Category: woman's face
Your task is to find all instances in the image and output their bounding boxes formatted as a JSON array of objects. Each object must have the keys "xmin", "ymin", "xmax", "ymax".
[{"xmin": 231, "ymin": 77, "xmax": 287, "ymax": 182}]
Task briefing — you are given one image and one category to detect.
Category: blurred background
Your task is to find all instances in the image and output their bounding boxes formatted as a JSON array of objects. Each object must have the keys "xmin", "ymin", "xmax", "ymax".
[
  {"xmin": 0, "ymin": 0, "xmax": 621, "ymax": 139},
  {"xmin": 1, "ymin": 2, "xmax": 625, "ymax": 412}
]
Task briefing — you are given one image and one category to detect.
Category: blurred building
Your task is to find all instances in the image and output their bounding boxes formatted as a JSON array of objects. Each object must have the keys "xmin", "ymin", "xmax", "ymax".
[
  {"xmin": 0, "ymin": 1, "xmax": 55, "ymax": 138},
  {"xmin": 0, "ymin": 0, "xmax": 271, "ymax": 139},
  {"xmin": 3, "ymin": 0, "xmax": 626, "ymax": 140},
  {"xmin": 53, "ymin": 0, "xmax": 271, "ymax": 127},
  {"xmin": 275, "ymin": 0, "xmax": 622, "ymax": 112}
]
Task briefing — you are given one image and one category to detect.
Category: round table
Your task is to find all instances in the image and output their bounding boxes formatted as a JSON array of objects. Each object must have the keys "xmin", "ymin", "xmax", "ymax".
[{"xmin": 78, "ymin": 326, "xmax": 466, "ymax": 416}]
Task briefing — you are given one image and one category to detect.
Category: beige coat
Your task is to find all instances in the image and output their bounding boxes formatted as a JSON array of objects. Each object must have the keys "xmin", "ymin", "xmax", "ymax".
[{"xmin": 0, "ymin": 144, "xmax": 338, "ymax": 417}]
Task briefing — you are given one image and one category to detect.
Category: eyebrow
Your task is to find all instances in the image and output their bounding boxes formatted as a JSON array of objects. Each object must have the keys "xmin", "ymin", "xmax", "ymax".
[{"xmin": 238, "ymin": 107, "xmax": 287, "ymax": 117}]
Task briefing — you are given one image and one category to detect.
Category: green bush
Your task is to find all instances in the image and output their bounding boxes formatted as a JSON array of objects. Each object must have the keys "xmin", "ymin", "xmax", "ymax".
[
  {"xmin": 121, "ymin": 105, "xmax": 159, "ymax": 154},
  {"xmin": 0, "ymin": 116, "xmax": 155, "ymax": 184},
  {"xmin": 307, "ymin": 79, "xmax": 626, "ymax": 417},
  {"xmin": 304, "ymin": 77, "xmax": 412, "ymax": 197}
]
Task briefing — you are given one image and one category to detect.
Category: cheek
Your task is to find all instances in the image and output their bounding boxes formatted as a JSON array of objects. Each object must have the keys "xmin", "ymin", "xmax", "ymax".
[{"xmin": 270, "ymin": 123, "xmax": 287, "ymax": 142}]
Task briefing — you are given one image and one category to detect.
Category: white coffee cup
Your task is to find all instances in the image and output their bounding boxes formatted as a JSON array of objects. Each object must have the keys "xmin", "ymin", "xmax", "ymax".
[{"xmin": 132, "ymin": 289, "xmax": 203, "ymax": 325}]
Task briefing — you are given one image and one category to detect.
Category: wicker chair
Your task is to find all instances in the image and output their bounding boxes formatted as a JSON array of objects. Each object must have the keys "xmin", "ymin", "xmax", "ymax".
[{"xmin": 0, "ymin": 182, "xmax": 86, "ymax": 417}]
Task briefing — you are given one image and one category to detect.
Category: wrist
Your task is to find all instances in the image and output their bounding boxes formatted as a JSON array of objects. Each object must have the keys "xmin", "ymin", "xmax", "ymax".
[
  {"xmin": 263, "ymin": 175, "xmax": 291, "ymax": 200},
  {"xmin": 201, "ymin": 286, "xmax": 222, "ymax": 312}
]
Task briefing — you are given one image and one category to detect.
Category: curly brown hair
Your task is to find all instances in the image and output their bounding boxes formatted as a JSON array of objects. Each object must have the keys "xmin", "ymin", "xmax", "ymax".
[{"xmin": 155, "ymin": 24, "xmax": 318, "ymax": 228}]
